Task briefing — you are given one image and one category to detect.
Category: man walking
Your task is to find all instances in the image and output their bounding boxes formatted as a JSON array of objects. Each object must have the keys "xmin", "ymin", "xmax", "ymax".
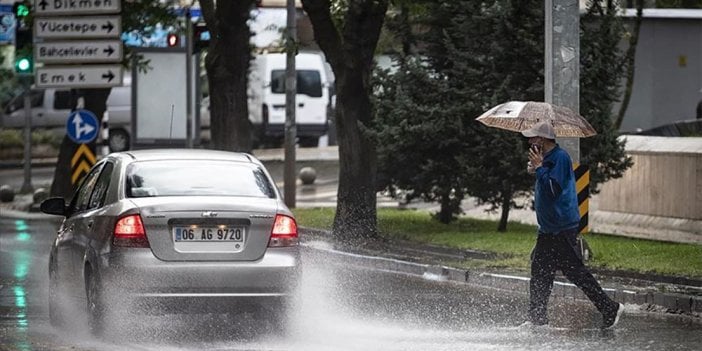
[{"xmin": 521, "ymin": 121, "xmax": 623, "ymax": 329}]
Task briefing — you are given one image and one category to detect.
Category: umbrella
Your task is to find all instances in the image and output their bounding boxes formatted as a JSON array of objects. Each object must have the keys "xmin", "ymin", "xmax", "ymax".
[{"xmin": 476, "ymin": 101, "xmax": 597, "ymax": 137}]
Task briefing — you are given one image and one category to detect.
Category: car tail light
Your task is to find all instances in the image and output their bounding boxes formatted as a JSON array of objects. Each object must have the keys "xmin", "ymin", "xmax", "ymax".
[
  {"xmin": 113, "ymin": 214, "xmax": 150, "ymax": 248},
  {"xmin": 268, "ymin": 214, "xmax": 298, "ymax": 247}
]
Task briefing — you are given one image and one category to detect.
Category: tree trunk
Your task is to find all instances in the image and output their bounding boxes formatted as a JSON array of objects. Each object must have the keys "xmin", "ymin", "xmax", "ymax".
[
  {"xmin": 497, "ymin": 193, "xmax": 512, "ymax": 232},
  {"xmin": 202, "ymin": 0, "xmax": 254, "ymax": 152},
  {"xmin": 437, "ymin": 192, "xmax": 453, "ymax": 224},
  {"xmin": 333, "ymin": 76, "xmax": 378, "ymax": 240},
  {"xmin": 301, "ymin": 0, "xmax": 389, "ymax": 242},
  {"xmin": 50, "ymin": 88, "xmax": 111, "ymax": 200}
]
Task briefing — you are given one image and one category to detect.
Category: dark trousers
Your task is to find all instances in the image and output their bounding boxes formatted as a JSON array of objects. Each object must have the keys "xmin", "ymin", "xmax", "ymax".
[{"xmin": 529, "ymin": 229, "xmax": 618, "ymax": 325}]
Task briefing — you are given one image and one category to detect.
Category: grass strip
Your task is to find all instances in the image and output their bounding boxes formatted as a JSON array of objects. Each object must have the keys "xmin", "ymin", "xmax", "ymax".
[{"xmin": 293, "ymin": 207, "xmax": 702, "ymax": 279}]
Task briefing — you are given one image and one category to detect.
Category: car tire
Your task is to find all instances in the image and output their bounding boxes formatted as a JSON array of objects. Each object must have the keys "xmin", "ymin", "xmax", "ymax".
[
  {"xmin": 85, "ymin": 268, "xmax": 106, "ymax": 337},
  {"xmin": 108, "ymin": 129, "xmax": 130, "ymax": 152}
]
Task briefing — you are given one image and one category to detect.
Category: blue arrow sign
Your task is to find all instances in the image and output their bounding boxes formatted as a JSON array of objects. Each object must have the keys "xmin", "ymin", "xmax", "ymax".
[{"xmin": 66, "ymin": 109, "xmax": 99, "ymax": 144}]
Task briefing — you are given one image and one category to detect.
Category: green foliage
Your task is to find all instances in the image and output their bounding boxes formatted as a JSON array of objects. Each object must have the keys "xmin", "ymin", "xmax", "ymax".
[
  {"xmin": 373, "ymin": 57, "xmax": 470, "ymax": 223},
  {"xmin": 580, "ymin": 1, "xmax": 633, "ymax": 192},
  {"xmin": 374, "ymin": 0, "xmax": 543, "ymax": 229},
  {"xmin": 0, "ymin": 129, "xmax": 62, "ymax": 148},
  {"xmin": 374, "ymin": 0, "xmax": 633, "ymax": 229}
]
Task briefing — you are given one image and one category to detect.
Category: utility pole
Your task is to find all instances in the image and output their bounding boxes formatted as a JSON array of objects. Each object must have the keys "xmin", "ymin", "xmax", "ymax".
[
  {"xmin": 20, "ymin": 82, "xmax": 33, "ymax": 194},
  {"xmin": 545, "ymin": 0, "xmax": 580, "ymax": 163},
  {"xmin": 185, "ymin": 6, "xmax": 194, "ymax": 148},
  {"xmin": 284, "ymin": 0, "xmax": 297, "ymax": 208}
]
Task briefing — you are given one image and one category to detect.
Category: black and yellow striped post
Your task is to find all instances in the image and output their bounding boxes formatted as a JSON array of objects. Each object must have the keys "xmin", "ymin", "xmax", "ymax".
[
  {"xmin": 573, "ymin": 163, "xmax": 589, "ymax": 234},
  {"xmin": 71, "ymin": 144, "xmax": 96, "ymax": 185}
]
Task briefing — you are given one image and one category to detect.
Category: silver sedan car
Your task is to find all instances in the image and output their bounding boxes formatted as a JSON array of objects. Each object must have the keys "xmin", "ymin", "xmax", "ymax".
[{"xmin": 41, "ymin": 149, "xmax": 300, "ymax": 336}]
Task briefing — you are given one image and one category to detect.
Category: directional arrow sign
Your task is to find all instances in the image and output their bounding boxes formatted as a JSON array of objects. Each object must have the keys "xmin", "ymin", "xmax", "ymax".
[
  {"xmin": 34, "ymin": 16, "xmax": 121, "ymax": 39},
  {"xmin": 66, "ymin": 109, "xmax": 99, "ymax": 144},
  {"xmin": 36, "ymin": 65, "xmax": 123, "ymax": 88},
  {"xmin": 35, "ymin": 40, "xmax": 123, "ymax": 64},
  {"xmin": 35, "ymin": 0, "xmax": 121, "ymax": 16}
]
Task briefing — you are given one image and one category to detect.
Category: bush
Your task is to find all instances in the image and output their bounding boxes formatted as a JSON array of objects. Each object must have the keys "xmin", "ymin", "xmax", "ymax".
[{"xmin": 0, "ymin": 128, "xmax": 62, "ymax": 148}]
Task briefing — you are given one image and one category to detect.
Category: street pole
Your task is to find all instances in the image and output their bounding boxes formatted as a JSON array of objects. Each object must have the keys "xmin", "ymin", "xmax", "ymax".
[
  {"xmin": 284, "ymin": 0, "xmax": 297, "ymax": 208},
  {"xmin": 545, "ymin": 0, "xmax": 580, "ymax": 163},
  {"xmin": 20, "ymin": 84, "xmax": 33, "ymax": 194},
  {"xmin": 185, "ymin": 6, "xmax": 194, "ymax": 148}
]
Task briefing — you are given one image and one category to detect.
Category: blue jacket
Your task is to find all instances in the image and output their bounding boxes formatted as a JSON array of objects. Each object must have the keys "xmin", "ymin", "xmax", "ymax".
[{"xmin": 534, "ymin": 145, "xmax": 580, "ymax": 234}]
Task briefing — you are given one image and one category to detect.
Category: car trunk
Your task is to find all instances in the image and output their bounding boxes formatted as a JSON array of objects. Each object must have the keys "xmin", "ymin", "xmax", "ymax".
[{"xmin": 128, "ymin": 196, "xmax": 279, "ymax": 261}]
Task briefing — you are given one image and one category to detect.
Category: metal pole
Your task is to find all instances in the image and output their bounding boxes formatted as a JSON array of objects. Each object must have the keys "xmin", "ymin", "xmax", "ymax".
[
  {"xmin": 20, "ymin": 89, "xmax": 33, "ymax": 193},
  {"xmin": 284, "ymin": 0, "xmax": 297, "ymax": 208},
  {"xmin": 185, "ymin": 7, "xmax": 194, "ymax": 148},
  {"xmin": 545, "ymin": 0, "xmax": 580, "ymax": 163}
]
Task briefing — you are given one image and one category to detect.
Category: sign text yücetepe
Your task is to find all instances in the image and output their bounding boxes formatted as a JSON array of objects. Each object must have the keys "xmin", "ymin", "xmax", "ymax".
[{"xmin": 39, "ymin": 21, "xmax": 98, "ymax": 34}]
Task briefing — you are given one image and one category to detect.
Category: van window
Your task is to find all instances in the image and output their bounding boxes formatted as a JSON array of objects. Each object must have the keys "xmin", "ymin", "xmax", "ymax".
[
  {"xmin": 271, "ymin": 70, "xmax": 323, "ymax": 98},
  {"xmin": 4, "ymin": 90, "xmax": 43, "ymax": 114},
  {"xmin": 54, "ymin": 91, "xmax": 72, "ymax": 110}
]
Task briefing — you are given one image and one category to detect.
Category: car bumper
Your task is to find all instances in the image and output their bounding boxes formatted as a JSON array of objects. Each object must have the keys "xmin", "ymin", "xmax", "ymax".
[{"xmin": 97, "ymin": 247, "xmax": 300, "ymax": 312}]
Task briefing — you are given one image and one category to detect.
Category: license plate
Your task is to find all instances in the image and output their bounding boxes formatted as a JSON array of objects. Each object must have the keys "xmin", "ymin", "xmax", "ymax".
[{"xmin": 173, "ymin": 226, "xmax": 245, "ymax": 242}]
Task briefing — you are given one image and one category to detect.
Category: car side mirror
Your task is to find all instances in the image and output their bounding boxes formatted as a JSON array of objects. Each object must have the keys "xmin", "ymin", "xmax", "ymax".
[{"xmin": 40, "ymin": 197, "xmax": 67, "ymax": 216}]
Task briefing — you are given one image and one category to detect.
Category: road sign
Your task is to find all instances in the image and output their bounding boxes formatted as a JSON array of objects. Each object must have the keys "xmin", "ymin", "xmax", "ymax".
[
  {"xmin": 34, "ymin": 0, "xmax": 121, "ymax": 16},
  {"xmin": 66, "ymin": 109, "xmax": 99, "ymax": 144},
  {"xmin": 34, "ymin": 16, "xmax": 121, "ymax": 39},
  {"xmin": 35, "ymin": 40, "xmax": 123, "ymax": 63},
  {"xmin": 36, "ymin": 65, "xmax": 122, "ymax": 88},
  {"xmin": 71, "ymin": 144, "xmax": 96, "ymax": 184}
]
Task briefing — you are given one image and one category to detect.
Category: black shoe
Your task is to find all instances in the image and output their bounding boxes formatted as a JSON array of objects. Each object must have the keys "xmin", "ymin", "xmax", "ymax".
[{"xmin": 602, "ymin": 303, "xmax": 624, "ymax": 329}]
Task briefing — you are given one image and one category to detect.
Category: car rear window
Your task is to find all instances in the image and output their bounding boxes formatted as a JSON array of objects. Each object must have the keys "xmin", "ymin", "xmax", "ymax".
[{"xmin": 126, "ymin": 160, "xmax": 276, "ymax": 198}]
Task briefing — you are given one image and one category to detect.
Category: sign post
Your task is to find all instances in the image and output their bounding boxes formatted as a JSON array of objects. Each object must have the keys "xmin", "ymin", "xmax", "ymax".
[
  {"xmin": 33, "ymin": 0, "xmax": 123, "ymax": 89},
  {"xmin": 33, "ymin": 0, "xmax": 122, "ymax": 188}
]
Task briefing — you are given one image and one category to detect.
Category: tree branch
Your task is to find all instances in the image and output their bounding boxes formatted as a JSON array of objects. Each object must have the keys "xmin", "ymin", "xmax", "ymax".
[{"xmin": 301, "ymin": 0, "xmax": 343, "ymax": 71}]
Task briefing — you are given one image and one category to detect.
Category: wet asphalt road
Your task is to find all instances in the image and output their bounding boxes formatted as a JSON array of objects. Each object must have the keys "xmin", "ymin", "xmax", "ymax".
[{"xmin": 1, "ymin": 216, "xmax": 701, "ymax": 351}]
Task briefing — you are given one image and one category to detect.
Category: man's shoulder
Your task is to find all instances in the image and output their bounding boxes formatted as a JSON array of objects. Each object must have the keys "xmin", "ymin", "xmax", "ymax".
[{"xmin": 550, "ymin": 146, "xmax": 573, "ymax": 164}]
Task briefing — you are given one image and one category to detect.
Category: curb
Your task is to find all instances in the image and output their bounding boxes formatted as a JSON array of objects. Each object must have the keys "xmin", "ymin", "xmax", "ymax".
[{"xmin": 301, "ymin": 228, "xmax": 702, "ymax": 320}]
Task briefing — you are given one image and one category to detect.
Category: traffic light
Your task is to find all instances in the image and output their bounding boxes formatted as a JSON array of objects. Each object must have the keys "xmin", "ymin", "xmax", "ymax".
[
  {"xmin": 12, "ymin": 1, "xmax": 30, "ymax": 20},
  {"xmin": 167, "ymin": 33, "xmax": 179, "ymax": 47},
  {"xmin": 13, "ymin": 1, "xmax": 32, "ymax": 74},
  {"xmin": 15, "ymin": 56, "xmax": 32, "ymax": 73},
  {"xmin": 14, "ymin": 28, "xmax": 33, "ymax": 74},
  {"xmin": 193, "ymin": 23, "xmax": 210, "ymax": 53}
]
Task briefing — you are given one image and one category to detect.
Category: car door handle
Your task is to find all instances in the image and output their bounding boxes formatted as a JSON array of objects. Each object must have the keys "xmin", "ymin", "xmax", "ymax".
[
  {"xmin": 37, "ymin": 113, "xmax": 43, "ymax": 117},
  {"xmin": 298, "ymin": 103, "xmax": 304, "ymax": 107}
]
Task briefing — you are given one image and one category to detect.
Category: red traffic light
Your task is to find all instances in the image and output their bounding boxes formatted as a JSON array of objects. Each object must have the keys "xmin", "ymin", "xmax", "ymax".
[{"xmin": 167, "ymin": 33, "xmax": 179, "ymax": 47}]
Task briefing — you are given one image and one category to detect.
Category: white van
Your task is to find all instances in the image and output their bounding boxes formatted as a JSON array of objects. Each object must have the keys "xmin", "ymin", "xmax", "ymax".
[
  {"xmin": 248, "ymin": 51, "xmax": 331, "ymax": 147},
  {"xmin": 0, "ymin": 84, "xmax": 134, "ymax": 152}
]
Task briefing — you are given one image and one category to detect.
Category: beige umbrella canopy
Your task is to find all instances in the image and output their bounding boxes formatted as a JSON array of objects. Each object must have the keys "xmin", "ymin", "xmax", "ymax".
[{"xmin": 476, "ymin": 101, "xmax": 597, "ymax": 138}]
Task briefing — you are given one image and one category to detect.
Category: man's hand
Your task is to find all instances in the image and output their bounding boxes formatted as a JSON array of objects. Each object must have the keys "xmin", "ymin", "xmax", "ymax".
[{"xmin": 528, "ymin": 147, "xmax": 543, "ymax": 170}]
